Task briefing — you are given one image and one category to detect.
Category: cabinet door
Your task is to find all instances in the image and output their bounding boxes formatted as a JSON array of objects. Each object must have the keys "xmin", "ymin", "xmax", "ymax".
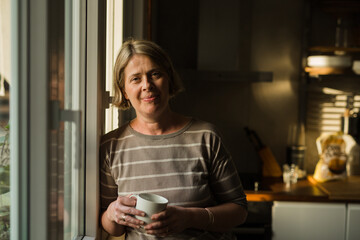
[
  {"xmin": 272, "ymin": 201, "xmax": 346, "ymax": 240},
  {"xmin": 346, "ymin": 203, "xmax": 360, "ymax": 240}
]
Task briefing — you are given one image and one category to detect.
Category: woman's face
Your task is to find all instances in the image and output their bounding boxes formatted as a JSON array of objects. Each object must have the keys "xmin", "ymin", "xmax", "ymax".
[{"xmin": 123, "ymin": 54, "xmax": 170, "ymax": 120}]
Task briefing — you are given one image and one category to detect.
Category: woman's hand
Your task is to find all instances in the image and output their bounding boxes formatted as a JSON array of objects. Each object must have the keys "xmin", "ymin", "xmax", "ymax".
[
  {"xmin": 106, "ymin": 194, "xmax": 146, "ymax": 229},
  {"xmin": 144, "ymin": 205, "xmax": 191, "ymax": 237}
]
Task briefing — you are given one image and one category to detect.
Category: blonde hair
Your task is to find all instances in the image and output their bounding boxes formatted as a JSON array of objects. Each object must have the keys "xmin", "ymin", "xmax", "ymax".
[{"xmin": 112, "ymin": 39, "xmax": 183, "ymax": 110}]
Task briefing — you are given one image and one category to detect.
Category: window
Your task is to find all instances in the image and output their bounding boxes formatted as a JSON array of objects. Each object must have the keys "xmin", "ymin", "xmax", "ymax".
[
  {"xmin": 8, "ymin": 0, "xmax": 90, "ymax": 239},
  {"xmin": 307, "ymin": 88, "xmax": 360, "ymax": 133},
  {"xmin": 6, "ymin": 0, "xmax": 142, "ymax": 238}
]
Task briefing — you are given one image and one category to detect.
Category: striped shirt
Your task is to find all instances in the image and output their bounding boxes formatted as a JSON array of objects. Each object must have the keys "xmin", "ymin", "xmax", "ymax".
[{"xmin": 100, "ymin": 118, "xmax": 247, "ymax": 239}]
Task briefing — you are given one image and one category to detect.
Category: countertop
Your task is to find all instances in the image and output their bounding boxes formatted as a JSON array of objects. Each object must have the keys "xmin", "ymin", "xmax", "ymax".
[{"xmin": 245, "ymin": 175, "xmax": 360, "ymax": 203}]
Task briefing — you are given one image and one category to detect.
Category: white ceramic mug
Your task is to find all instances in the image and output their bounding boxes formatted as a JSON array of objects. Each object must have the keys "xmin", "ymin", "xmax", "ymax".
[{"xmin": 130, "ymin": 193, "xmax": 168, "ymax": 224}]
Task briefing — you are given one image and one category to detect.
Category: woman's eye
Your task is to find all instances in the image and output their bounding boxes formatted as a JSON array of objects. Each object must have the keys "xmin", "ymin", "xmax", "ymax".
[
  {"xmin": 151, "ymin": 72, "xmax": 161, "ymax": 78},
  {"xmin": 131, "ymin": 77, "xmax": 140, "ymax": 82}
]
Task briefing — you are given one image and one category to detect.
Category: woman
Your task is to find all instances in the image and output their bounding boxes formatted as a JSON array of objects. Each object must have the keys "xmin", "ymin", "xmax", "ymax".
[{"xmin": 100, "ymin": 39, "xmax": 247, "ymax": 239}]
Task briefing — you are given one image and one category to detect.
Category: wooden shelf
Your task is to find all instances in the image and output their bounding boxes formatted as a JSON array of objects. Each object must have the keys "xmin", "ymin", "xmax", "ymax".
[
  {"xmin": 305, "ymin": 66, "xmax": 348, "ymax": 76},
  {"xmin": 308, "ymin": 46, "xmax": 360, "ymax": 54}
]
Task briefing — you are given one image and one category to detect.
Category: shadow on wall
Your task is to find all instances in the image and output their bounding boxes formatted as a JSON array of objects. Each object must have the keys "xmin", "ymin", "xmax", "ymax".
[
  {"xmin": 170, "ymin": 78, "xmax": 261, "ymax": 176},
  {"xmin": 155, "ymin": 0, "xmax": 304, "ymax": 176}
]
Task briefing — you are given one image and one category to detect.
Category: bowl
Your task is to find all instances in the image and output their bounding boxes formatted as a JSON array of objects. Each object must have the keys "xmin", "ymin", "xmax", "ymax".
[{"xmin": 307, "ymin": 55, "xmax": 352, "ymax": 68}]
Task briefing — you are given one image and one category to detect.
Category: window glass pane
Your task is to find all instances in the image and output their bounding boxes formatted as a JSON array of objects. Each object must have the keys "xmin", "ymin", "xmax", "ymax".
[
  {"xmin": 0, "ymin": 106, "xmax": 10, "ymax": 239},
  {"xmin": 0, "ymin": 0, "xmax": 11, "ymax": 239},
  {"xmin": 64, "ymin": 0, "xmax": 85, "ymax": 238},
  {"xmin": 49, "ymin": 0, "xmax": 85, "ymax": 238},
  {"xmin": 48, "ymin": 0, "xmax": 65, "ymax": 238}
]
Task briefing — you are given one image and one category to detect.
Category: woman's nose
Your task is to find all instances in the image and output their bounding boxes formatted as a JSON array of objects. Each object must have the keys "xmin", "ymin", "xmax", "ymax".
[{"xmin": 142, "ymin": 76, "xmax": 153, "ymax": 90}]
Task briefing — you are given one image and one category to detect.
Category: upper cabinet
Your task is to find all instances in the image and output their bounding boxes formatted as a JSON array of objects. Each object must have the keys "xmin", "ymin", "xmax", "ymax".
[{"xmin": 303, "ymin": 0, "xmax": 360, "ymax": 93}]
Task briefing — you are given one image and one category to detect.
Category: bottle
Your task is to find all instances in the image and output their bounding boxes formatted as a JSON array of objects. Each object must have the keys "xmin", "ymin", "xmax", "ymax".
[
  {"xmin": 286, "ymin": 123, "xmax": 306, "ymax": 178},
  {"xmin": 342, "ymin": 109, "xmax": 360, "ymax": 176},
  {"xmin": 348, "ymin": 143, "xmax": 360, "ymax": 176}
]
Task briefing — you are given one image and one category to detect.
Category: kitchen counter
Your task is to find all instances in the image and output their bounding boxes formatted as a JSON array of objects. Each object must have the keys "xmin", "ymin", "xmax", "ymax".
[
  {"xmin": 241, "ymin": 176, "xmax": 360, "ymax": 240},
  {"xmin": 245, "ymin": 175, "xmax": 360, "ymax": 203}
]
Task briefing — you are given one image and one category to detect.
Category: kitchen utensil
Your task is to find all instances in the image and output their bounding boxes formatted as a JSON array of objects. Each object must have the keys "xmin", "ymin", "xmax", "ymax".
[{"xmin": 244, "ymin": 127, "xmax": 282, "ymax": 177}]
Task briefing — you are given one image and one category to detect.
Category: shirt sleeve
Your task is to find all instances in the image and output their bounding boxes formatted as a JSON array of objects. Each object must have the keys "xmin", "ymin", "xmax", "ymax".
[
  {"xmin": 208, "ymin": 132, "xmax": 248, "ymax": 210},
  {"xmin": 99, "ymin": 139, "xmax": 118, "ymax": 212}
]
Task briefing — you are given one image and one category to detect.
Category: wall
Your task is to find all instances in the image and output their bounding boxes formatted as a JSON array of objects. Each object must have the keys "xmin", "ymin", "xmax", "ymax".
[
  {"xmin": 248, "ymin": 0, "xmax": 304, "ymax": 171},
  {"xmin": 152, "ymin": 0, "xmax": 304, "ymax": 181}
]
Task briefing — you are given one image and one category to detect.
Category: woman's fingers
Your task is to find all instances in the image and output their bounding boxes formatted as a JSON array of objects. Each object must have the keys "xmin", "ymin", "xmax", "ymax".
[
  {"xmin": 150, "ymin": 208, "xmax": 169, "ymax": 220},
  {"xmin": 116, "ymin": 212, "xmax": 145, "ymax": 229},
  {"xmin": 116, "ymin": 195, "xmax": 145, "ymax": 217},
  {"xmin": 144, "ymin": 206, "xmax": 191, "ymax": 236},
  {"xmin": 144, "ymin": 223, "xmax": 171, "ymax": 237},
  {"xmin": 111, "ymin": 195, "xmax": 146, "ymax": 227},
  {"xmin": 116, "ymin": 202, "xmax": 143, "ymax": 217},
  {"xmin": 144, "ymin": 208, "xmax": 174, "ymax": 236}
]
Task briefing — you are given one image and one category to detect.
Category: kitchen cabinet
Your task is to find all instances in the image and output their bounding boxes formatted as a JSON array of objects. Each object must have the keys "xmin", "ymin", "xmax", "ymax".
[
  {"xmin": 246, "ymin": 177, "xmax": 360, "ymax": 240},
  {"xmin": 272, "ymin": 202, "xmax": 360, "ymax": 240},
  {"xmin": 346, "ymin": 204, "xmax": 360, "ymax": 240},
  {"xmin": 272, "ymin": 201, "xmax": 346, "ymax": 240}
]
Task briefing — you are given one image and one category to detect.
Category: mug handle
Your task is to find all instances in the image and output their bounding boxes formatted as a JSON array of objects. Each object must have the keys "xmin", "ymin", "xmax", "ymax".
[
  {"xmin": 128, "ymin": 194, "xmax": 140, "ymax": 218},
  {"xmin": 129, "ymin": 194, "xmax": 138, "ymax": 200}
]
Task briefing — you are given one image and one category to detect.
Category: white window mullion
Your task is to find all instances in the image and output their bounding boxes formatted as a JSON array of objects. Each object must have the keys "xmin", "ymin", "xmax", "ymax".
[
  {"xmin": 28, "ymin": 0, "xmax": 49, "ymax": 239},
  {"xmin": 85, "ymin": 0, "xmax": 102, "ymax": 238},
  {"xmin": 10, "ymin": 0, "xmax": 30, "ymax": 239}
]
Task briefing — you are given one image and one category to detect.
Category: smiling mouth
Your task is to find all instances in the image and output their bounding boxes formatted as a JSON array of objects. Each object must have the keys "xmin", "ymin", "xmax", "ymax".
[{"xmin": 142, "ymin": 95, "xmax": 159, "ymax": 102}]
